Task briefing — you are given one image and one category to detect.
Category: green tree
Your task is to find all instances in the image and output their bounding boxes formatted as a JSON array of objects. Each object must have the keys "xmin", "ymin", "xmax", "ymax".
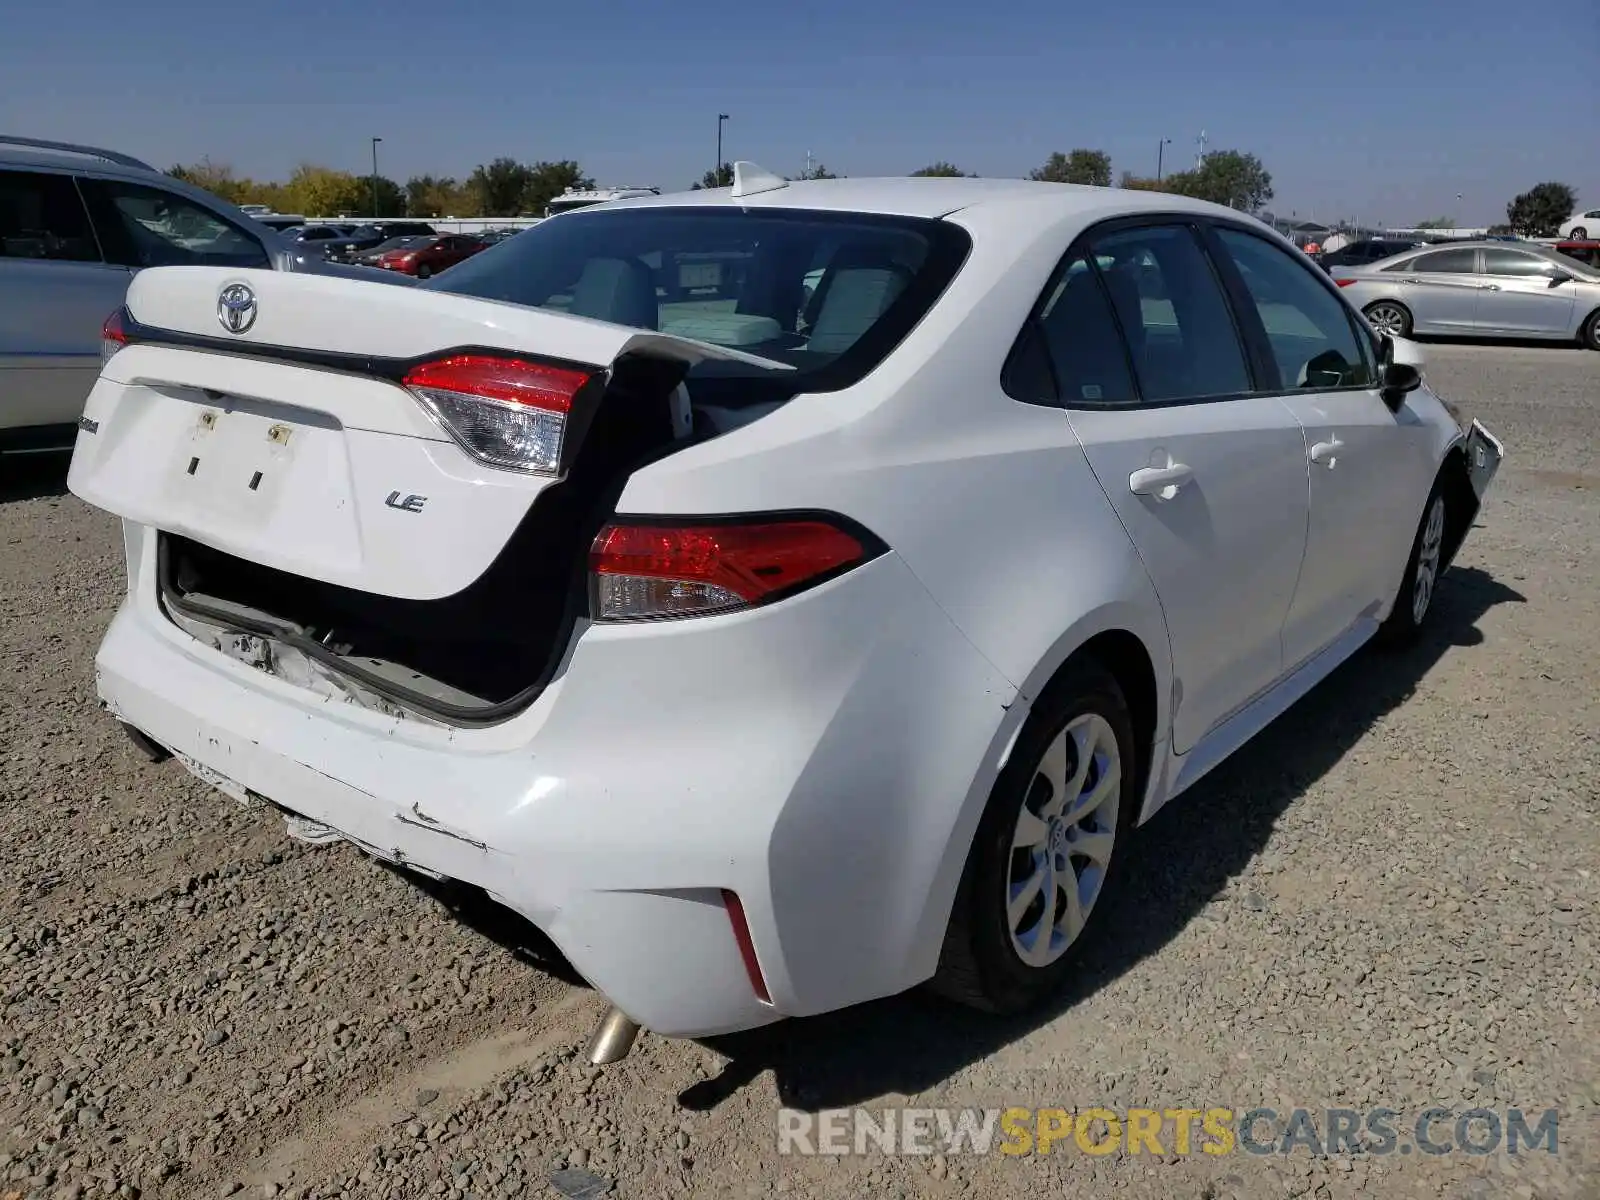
[
  {"xmin": 468, "ymin": 158, "xmax": 535, "ymax": 217},
  {"xmin": 790, "ymin": 164, "xmax": 839, "ymax": 180},
  {"xmin": 282, "ymin": 165, "xmax": 368, "ymax": 218},
  {"xmin": 910, "ymin": 162, "xmax": 974, "ymax": 177},
  {"xmin": 165, "ymin": 159, "xmax": 254, "ymax": 205},
  {"xmin": 692, "ymin": 163, "xmax": 734, "ymax": 189},
  {"xmin": 1030, "ymin": 150, "xmax": 1112, "ymax": 187},
  {"xmin": 1158, "ymin": 149, "xmax": 1273, "ymax": 212},
  {"xmin": 521, "ymin": 161, "xmax": 594, "ymax": 215},
  {"xmin": 357, "ymin": 175, "xmax": 406, "ymax": 218},
  {"xmin": 1505, "ymin": 182, "xmax": 1577, "ymax": 236},
  {"xmin": 405, "ymin": 174, "xmax": 453, "ymax": 217},
  {"xmin": 1415, "ymin": 216, "xmax": 1456, "ymax": 229}
]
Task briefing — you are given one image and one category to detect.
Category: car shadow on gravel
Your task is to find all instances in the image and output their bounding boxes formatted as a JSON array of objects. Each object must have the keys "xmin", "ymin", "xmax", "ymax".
[
  {"xmin": 0, "ymin": 454, "xmax": 71, "ymax": 503},
  {"xmin": 681, "ymin": 564, "xmax": 1526, "ymax": 1113}
]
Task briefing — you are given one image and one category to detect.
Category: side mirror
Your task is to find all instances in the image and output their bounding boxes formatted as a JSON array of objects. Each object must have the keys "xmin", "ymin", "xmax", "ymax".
[
  {"xmin": 1547, "ymin": 272, "xmax": 1573, "ymax": 287},
  {"xmin": 1377, "ymin": 333, "xmax": 1424, "ymax": 411}
]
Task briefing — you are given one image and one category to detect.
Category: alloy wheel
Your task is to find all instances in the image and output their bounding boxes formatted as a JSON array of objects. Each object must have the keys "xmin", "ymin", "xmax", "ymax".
[
  {"xmin": 1412, "ymin": 495, "xmax": 1446, "ymax": 624},
  {"xmin": 1366, "ymin": 303, "xmax": 1407, "ymax": 337},
  {"xmin": 1006, "ymin": 712, "xmax": 1121, "ymax": 968}
]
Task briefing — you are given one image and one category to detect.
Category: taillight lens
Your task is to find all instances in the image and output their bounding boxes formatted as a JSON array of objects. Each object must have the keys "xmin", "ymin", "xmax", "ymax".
[
  {"xmin": 402, "ymin": 354, "xmax": 593, "ymax": 473},
  {"xmin": 589, "ymin": 516, "xmax": 880, "ymax": 621},
  {"xmin": 1335, "ymin": 278, "xmax": 1358, "ymax": 288},
  {"xmin": 101, "ymin": 309, "xmax": 129, "ymax": 365}
]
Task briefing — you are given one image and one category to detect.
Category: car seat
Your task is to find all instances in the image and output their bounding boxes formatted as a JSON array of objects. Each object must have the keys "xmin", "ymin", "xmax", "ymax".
[{"xmin": 568, "ymin": 257, "xmax": 659, "ymax": 330}]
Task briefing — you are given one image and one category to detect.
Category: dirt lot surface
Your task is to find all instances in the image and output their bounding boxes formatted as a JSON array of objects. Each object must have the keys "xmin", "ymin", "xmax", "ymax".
[{"xmin": 1, "ymin": 342, "xmax": 1596, "ymax": 1200}]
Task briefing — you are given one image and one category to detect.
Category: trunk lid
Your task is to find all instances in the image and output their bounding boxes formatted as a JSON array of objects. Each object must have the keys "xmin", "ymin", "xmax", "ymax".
[{"xmin": 68, "ymin": 266, "xmax": 789, "ymax": 601}]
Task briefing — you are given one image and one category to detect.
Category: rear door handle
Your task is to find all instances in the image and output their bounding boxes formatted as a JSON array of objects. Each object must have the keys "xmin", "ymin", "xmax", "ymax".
[
  {"xmin": 1480, "ymin": 283, "xmax": 1501, "ymax": 291},
  {"xmin": 1128, "ymin": 463, "xmax": 1194, "ymax": 497},
  {"xmin": 1310, "ymin": 437, "xmax": 1344, "ymax": 467}
]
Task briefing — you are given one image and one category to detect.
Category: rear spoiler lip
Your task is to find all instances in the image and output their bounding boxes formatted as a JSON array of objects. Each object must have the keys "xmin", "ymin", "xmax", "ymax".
[{"xmin": 112, "ymin": 306, "xmax": 605, "ymax": 384}]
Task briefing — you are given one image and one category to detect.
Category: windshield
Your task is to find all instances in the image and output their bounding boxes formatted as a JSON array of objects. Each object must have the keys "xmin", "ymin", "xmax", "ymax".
[{"xmin": 430, "ymin": 207, "xmax": 970, "ymax": 392}]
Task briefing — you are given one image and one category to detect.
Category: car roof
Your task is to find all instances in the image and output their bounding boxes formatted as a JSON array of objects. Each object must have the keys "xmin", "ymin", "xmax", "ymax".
[{"xmin": 600, "ymin": 174, "xmax": 1244, "ymax": 221}]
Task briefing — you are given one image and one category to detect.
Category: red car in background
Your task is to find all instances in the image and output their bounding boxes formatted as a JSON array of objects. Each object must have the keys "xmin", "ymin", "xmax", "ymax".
[
  {"xmin": 1555, "ymin": 240, "xmax": 1600, "ymax": 270},
  {"xmin": 375, "ymin": 234, "xmax": 487, "ymax": 279}
]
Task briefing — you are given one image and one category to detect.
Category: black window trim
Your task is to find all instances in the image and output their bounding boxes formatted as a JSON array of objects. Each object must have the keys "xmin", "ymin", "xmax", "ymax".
[
  {"xmin": 1002, "ymin": 212, "xmax": 1391, "ymax": 410},
  {"xmin": 1199, "ymin": 220, "xmax": 1380, "ymax": 398}
]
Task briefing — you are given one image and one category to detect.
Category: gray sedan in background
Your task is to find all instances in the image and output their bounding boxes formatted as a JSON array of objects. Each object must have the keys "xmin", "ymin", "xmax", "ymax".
[{"xmin": 1333, "ymin": 240, "xmax": 1600, "ymax": 350}]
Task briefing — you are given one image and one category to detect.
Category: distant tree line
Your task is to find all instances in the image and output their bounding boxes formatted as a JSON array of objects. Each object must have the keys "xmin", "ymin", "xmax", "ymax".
[
  {"xmin": 165, "ymin": 157, "xmax": 593, "ymax": 218},
  {"xmin": 174, "ymin": 149, "xmax": 1577, "ymax": 233}
]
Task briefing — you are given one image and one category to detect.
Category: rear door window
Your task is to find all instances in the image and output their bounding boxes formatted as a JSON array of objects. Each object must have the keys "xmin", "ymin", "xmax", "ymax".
[
  {"xmin": 0, "ymin": 169, "xmax": 100, "ymax": 262},
  {"xmin": 1410, "ymin": 248, "xmax": 1477, "ymax": 274},
  {"xmin": 1084, "ymin": 224, "xmax": 1252, "ymax": 403},
  {"xmin": 1013, "ymin": 254, "xmax": 1138, "ymax": 406},
  {"xmin": 84, "ymin": 180, "xmax": 270, "ymax": 269}
]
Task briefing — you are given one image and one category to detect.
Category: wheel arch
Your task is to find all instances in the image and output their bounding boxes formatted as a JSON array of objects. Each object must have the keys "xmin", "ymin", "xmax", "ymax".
[{"xmin": 903, "ymin": 606, "xmax": 1172, "ymax": 989}]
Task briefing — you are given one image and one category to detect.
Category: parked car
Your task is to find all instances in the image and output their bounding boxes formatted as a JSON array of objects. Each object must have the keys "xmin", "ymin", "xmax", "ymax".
[
  {"xmin": 1559, "ymin": 209, "xmax": 1600, "ymax": 240},
  {"xmin": 374, "ymin": 233, "xmax": 486, "ymax": 278},
  {"xmin": 351, "ymin": 234, "xmax": 435, "ymax": 266},
  {"xmin": 0, "ymin": 135, "xmax": 408, "ymax": 454},
  {"xmin": 67, "ymin": 172, "xmax": 1502, "ymax": 1053},
  {"xmin": 1314, "ymin": 238, "xmax": 1425, "ymax": 273},
  {"xmin": 1554, "ymin": 240, "xmax": 1600, "ymax": 270},
  {"xmin": 1331, "ymin": 240, "xmax": 1600, "ymax": 348},
  {"xmin": 323, "ymin": 221, "xmax": 438, "ymax": 263}
]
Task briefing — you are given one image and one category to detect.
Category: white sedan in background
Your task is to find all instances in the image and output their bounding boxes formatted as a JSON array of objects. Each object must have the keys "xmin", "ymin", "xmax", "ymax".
[{"xmin": 68, "ymin": 167, "xmax": 1502, "ymax": 1057}]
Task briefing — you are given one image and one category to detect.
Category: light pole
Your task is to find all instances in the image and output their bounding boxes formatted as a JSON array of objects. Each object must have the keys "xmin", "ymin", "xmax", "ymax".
[
  {"xmin": 1157, "ymin": 137, "xmax": 1171, "ymax": 183},
  {"xmin": 716, "ymin": 114, "xmax": 729, "ymax": 186},
  {"xmin": 370, "ymin": 137, "xmax": 382, "ymax": 218}
]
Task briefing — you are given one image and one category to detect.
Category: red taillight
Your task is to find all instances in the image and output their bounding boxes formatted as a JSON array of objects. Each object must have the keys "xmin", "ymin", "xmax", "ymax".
[
  {"xmin": 1335, "ymin": 278, "xmax": 1358, "ymax": 288},
  {"xmin": 100, "ymin": 309, "xmax": 129, "ymax": 365},
  {"xmin": 721, "ymin": 890, "xmax": 772, "ymax": 1005},
  {"xmin": 401, "ymin": 354, "xmax": 592, "ymax": 473},
  {"xmin": 589, "ymin": 516, "xmax": 877, "ymax": 621}
]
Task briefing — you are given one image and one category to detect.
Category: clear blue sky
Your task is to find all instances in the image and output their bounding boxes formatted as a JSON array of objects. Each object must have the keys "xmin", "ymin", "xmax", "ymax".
[{"xmin": 4, "ymin": 0, "xmax": 1595, "ymax": 226}]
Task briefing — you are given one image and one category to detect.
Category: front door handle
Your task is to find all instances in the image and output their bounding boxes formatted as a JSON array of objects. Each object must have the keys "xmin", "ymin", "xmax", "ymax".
[
  {"xmin": 1310, "ymin": 437, "xmax": 1344, "ymax": 467},
  {"xmin": 1481, "ymin": 283, "xmax": 1502, "ymax": 291},
  {"xmin": 1129, "ymin": 463, "xmax": 1194, "ymax": 498}
]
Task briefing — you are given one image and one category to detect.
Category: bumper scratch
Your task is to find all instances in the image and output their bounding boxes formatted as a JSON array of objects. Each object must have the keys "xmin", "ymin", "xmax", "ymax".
[{"xmin": 396, "ymin": 803, "xmax": 489, "ymax": 851}]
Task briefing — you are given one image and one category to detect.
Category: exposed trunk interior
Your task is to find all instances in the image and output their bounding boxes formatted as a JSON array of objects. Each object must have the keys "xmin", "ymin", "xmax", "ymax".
[{"xmin": 159, "ymin": 352, "xmax": 697, "ymax": 725}]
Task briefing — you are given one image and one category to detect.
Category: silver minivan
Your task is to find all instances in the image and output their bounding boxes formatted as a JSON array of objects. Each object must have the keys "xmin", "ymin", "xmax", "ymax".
[{"xmin": 0, "ymin": 135, "xmax": 402, "ymax": 454}]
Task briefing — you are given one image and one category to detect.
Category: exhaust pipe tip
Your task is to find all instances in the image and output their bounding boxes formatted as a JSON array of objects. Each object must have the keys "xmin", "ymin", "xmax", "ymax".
[
  {"xmin": 119, "ymin": 721, "xmax": 172, "ymax": 763},
  {"xmin": 586, "ymin": 1007, "xmax": 641, "ymax": 1065}
]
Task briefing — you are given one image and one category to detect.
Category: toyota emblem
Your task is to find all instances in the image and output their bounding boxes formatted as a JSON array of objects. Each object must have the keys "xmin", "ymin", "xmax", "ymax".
[{"xmin": 217, "ymin": 283, "xmax": 258, "ymax": 335}]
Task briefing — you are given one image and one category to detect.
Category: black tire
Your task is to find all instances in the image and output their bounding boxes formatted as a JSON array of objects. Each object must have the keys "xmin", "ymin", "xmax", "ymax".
[
  {"xmin": 1377, "ymin": 479, "xmax": 1449, "ymax": 649},
  {"xmin": 416, "ymin": 264, "xmax": 433, "ymax": 279},
  {"xmin": 1571, "ymin": 227, "xmax": 1588, "ymax": 241},
  {"xmin": 1580, "ymin": 309, "xmax": 1600, "ymax": 352},
  {"xmin": 931, "ymin": 659, "xmax": 1138, "ymax": 1014},
  {"xmin": 1363, "ymin": 300, "xmax": 1413, "ymax": 339}
]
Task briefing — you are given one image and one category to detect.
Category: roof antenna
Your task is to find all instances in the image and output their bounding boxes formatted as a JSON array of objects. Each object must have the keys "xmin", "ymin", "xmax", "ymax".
[{"xmin": 731, "ymin": 161, "xmax": 789, "ymax": 199}]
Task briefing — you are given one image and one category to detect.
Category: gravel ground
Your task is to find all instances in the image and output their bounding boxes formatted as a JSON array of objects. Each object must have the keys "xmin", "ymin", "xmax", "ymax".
[{"xmin": 0, "ymin": 341, "xmax": 1596, "ymax": 1200}]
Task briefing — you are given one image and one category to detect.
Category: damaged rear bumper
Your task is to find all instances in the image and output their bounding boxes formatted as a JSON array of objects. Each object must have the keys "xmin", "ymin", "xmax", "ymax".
[{"xmin": 96, "ymin": 521, "xmax": 1019, "ymax": 1039}]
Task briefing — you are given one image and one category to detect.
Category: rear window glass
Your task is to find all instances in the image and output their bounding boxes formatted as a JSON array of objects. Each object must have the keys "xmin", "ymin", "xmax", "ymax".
[{"xmin": 430, "ymin": 207, "xmax": 970, "ymax": 391}]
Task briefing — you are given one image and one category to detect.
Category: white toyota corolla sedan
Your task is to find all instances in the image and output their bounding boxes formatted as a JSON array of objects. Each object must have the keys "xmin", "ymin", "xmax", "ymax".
[{"xmin": 68, "ymin": 165, "xmax": 1503, "ymax": 1055}]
